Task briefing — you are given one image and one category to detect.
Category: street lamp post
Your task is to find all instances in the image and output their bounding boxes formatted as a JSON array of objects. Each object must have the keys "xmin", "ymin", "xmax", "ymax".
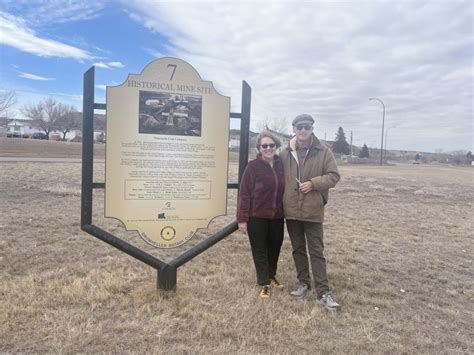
[
  {"xmin": 384, "ymin": 126, "xmax": 395, "ymax": 162},
  {"xmin": 369, "ymin": 97, "xmax": 385, "ymax": 165}
]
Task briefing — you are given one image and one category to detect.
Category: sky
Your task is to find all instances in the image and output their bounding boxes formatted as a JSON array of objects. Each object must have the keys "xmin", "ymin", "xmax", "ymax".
[{"xmin": 0, "ymin": 0, "xmax": 472, "ymax": 153}]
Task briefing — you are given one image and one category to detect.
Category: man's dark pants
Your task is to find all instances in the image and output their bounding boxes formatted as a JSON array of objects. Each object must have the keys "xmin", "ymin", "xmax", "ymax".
[
  {"xmin": 286, "ymin": 219, "xmax": 329, "ymax": 297},
  {"xmin": 247, "ymin": 217, "xmax": 284, "ymax": 286}
]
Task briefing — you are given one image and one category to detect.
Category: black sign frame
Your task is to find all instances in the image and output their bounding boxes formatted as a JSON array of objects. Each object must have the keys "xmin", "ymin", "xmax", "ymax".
[{"xmin": 80, "ymin": 65, "xmax": 251, "ymax": 291}]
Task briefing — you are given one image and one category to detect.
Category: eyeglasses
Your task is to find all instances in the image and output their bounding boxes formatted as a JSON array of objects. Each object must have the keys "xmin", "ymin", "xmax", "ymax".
[
  {"xmin": 260, "ymin": 143, "xmax": 276, "ymax": 149},
  {"xmin": 295, "ymin": 124, "xmax": 313, "ymax": 131}
]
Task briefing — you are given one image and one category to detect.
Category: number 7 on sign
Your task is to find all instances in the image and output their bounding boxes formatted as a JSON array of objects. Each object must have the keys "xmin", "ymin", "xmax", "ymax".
[{"xmin": 167, "ymin": 64, "xmax": 177, "ymax": 80}]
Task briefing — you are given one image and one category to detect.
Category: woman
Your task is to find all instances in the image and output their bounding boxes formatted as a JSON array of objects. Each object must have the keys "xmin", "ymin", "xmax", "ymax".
[{"xmin": 237, "ymin": 131, "xmax": 285, "ymax": 298}]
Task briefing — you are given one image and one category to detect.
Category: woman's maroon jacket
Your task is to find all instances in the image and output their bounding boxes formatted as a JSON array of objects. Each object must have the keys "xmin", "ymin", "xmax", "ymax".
[{"xmin": 237, "ymin": 154, "xmax": 285, "ymax": 223}]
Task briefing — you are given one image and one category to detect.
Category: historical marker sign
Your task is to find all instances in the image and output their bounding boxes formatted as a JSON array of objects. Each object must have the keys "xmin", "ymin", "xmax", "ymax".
[{"xmin": 105, "ymin": 58, "xmax": 230, "ymax": 248}]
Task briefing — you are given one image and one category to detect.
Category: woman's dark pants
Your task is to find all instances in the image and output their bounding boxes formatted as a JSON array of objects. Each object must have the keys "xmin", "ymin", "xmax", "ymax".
[{"xmin": 247, "ymin": 217, "xmax": 284, "ymax": 286}]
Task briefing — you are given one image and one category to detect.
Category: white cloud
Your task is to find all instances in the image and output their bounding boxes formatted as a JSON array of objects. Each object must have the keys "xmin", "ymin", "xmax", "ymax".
[
  {"xmin": 124, "ymin": 1, "xmax": 473, "ymax": 152},
  {"xmin": 96, "ymin": 84, "xmax": 107, "ymax": 91},
  {"xmin": 93, "ymin": 62, "xmax": 110, "ymax": 68},
  {"xmin": 93, "ymin": 61, "xmax": 125, "ymax": 69},
  {"xmin": 143, "ymin": 47, "xmax": 165, "ymax": 58},
  {"xmin": 0, "ymin": 12, "xmax": 92, "ymax": 60},
  {"xmin": 18, "ymin": 72, "xmax": 55, "ymax": 81},
  {"xmin": 108, "ymin": 61, "xmax": 125, "ymax": 68},
  {"xmin": 0, "ymin": 0, "xmax": 106, "ymax": 26}
]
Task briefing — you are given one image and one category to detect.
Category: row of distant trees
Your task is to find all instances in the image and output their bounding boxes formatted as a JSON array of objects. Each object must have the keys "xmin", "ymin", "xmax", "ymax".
[
  {"xmin": 260, "ymin": 116, "xmax": 472, "ymax": 164},
  {"xmin": 2, "ymin": 91, "xmax": 473, "ymax": 164},
  {"xmin": 1, "ymin": 91, "xmax": 80, "ymax": 140},
  {"xmin": 332, "ymin": 126, "xmax": 473, "ymax": 163},
  {"xmin": 332, "ymin": 126, "xmax": 473, "ymax": 164}
]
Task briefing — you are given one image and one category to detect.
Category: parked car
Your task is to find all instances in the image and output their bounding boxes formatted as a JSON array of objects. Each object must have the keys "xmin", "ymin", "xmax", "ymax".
[
  {"xmin": 7, "ymin": 132, "xmax": 22, "ymax": 138},
  {"xmin": 31, "ymin": 132, "xmax": 48, "ymax": 140}
]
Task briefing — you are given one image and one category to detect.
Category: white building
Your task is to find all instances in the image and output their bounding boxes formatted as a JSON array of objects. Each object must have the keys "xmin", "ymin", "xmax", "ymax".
[
  {"xmin": 6, "ymin": 119, "xmax": 37, "ymax": 137},
  {"xmin": 3, "ymin": 117, "xmax": 105, "ymax": 142}
]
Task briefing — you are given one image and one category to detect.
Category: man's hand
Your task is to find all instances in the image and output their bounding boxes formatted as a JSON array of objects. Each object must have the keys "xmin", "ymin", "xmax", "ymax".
[
  {"xmin": 238, "ymin": 222, "xmax": 248, "ymax": 234},
  {"xmin": 299, "ymin": 181, "xmax": 313, "ymax": 194}
]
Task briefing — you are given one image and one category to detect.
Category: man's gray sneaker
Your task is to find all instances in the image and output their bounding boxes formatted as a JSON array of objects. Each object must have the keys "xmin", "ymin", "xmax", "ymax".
[
  {"xmin": 317, "ymin": 292, "xmax": 341, "ymax": 310},
  {"xmin": 290, "ymin": 283, "xmax": 309, "ymax": 298}
]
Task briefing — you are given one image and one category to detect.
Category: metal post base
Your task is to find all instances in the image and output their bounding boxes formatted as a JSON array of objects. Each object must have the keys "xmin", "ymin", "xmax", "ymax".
[{"xmin": 157, "ymin": 265, "xmax": 177, "ymax": 291}]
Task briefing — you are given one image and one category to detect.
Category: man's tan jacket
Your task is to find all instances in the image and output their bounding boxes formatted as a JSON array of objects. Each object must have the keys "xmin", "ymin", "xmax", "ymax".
[{"xmin": 280, "ymin": 134, "xmax": 340, "ymax": 223}]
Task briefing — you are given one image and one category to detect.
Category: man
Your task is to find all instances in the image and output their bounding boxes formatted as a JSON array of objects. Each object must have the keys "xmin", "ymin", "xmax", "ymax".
[{"xmin": 280, "ymin": 114, "xmax": 341, "ymax": 310}]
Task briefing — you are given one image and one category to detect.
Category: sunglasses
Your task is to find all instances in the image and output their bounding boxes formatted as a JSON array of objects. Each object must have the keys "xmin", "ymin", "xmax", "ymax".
[
  {"xmin": 295, "ymin": 124, "xmax": 313, "ymax": 131},
  {"xmin": 260, "ymin": 143, "xmax": 276, "ymax": 149}
]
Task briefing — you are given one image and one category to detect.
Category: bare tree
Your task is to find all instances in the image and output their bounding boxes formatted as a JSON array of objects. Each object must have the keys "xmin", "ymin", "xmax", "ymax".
[
  {"xmin": 256, "ymin": 116, "xmax": 291, "ymax": 134},
  {"xmin": 21, "ymin": 97, "xmax": 63, "ymax": 139},
  {"xmin": 56, "ymin": 105, "xmax": 79, "ymax": 140},
  {"xmin": 0, "ymin": 90, "xmax": 17, "ymax": 114},
  {"xmin": 450, "ymin": 150, "xmax": 468, "ymax": 165}
]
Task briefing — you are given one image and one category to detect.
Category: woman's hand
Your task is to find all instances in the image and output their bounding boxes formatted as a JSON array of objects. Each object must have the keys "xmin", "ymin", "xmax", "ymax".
[{"xmin": 238, "ymin": 222, "xmax": 248, "ymax": 234}]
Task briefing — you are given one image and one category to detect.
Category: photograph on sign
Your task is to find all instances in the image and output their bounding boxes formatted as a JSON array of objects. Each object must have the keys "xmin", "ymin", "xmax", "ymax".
[{"xmin": 139, "ymin": 91, "xmax": 202, "ymax": 137}]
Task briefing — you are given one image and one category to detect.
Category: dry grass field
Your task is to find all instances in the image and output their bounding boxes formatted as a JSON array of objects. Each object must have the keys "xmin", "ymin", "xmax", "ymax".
[
  {"xmin": 0, "ymin": 137, "xmax": 105, "ymax": 158},
  {"xmin": 1, "ymin": 138, "xmax": 472, "ymax": 353}
]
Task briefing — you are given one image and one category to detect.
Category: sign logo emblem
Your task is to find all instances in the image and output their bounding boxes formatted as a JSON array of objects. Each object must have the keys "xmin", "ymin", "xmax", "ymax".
[{"xmin": 160, "ymin": 226, "xmax": 176, "ymax": 241}]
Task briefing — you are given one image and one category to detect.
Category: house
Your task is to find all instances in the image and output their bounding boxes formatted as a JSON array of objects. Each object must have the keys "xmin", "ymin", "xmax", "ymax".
[
  {"xmin": 263, "ymin": 127, "xmax": 292, "ymax": 148},
  {"xmin": 5, "ymin": 119, "xmax": 39, "ymax": 137},
  {"xmin": 229, "ymin": 138, "xmax": 240, "ymax": 149},
  {"xmin": 228, "ymin": 127, "xmax": 295, "ymax": 153},
  {"xmin": 229, "ymin": 129, "xmax": 241, "ymax": 150},
  {"xmin": 6, "ymin": 119, "xmax": 25, "ymax": 137},
  {"xmin": 1, "ymin": 113, "xmax": 106, "ymax": 142}
]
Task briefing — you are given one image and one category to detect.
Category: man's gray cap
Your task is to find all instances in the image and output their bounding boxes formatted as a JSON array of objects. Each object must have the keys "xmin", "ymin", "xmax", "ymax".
[{"xmin": 292, "ymin": 114, "xmax": 315, "ymax": 126}]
